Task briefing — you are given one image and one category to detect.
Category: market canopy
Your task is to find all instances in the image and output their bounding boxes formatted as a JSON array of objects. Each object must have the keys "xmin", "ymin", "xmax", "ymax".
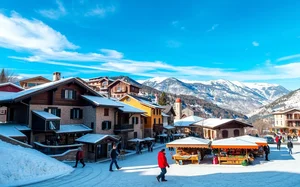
[
  {"xmin": 211, "ymin": 137, "xmax": 259, "ymax": 149},
  {"xmin": 143, "ymin": 137, "xmax": 155, "ymax": 141},
  {"xmin": 166, "ymin": 137, "xmax": 211, "ymax": 148},
  {"xmin": 128, "ymin": 138, "xmax": 145, "ymax": 142},
  {"xmin": 172, "ymin": 133, "xmax": 186, "ymax": 137},
  {"xmin": 163, "ymin": 125, "xmax": 175, "ymax": 130},
  {"xmin": 235, "ymin": 135, "xmax": 268, "ymax": 146},
  {"xmin": 174, "ymin": 116, "xmax": 203, "ymax": 127},
  {"xmin": 75, "ymin": 134, "xmax": 119, "ymax": 144}
]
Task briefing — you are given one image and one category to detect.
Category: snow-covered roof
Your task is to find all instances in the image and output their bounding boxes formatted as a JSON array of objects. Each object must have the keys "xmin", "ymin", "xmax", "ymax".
[
  {"xmin": 124, "ymin": 95, "xmax": 165, "ymax": 109},
  {"xmin": 115, "ymin": 101, "xmax": 145, "ymax": 113},
  {"xmin": 163, "ymin": 125, "xmax": 175, "ymax": 130},
  {"xmin": 32, "ymin": 110, "xmax": 61, "ymax": 120},
  {"xmin": 174, "ymin": 116, "xmax": 204, "ymax": 127},
  {"xmin": 81, "ymin": 95, "xmax": 123, "ymax": 107},
  {"xmin": 75, "ymin": 134, "xmax": 119, "ymax": 144},
  {"xmin": 0, "ymin": 82, "xmax": 23, "ymax": 90},
  {"xmin": 55, "ymin": 124, "xmax": 92, "ymax": 134},
  {"xmin": 143, "ymin": 137, "xmax": 155, "ymax": 141},
  {"xmin": 128, "ymin": 138, "xmax": 145, "ymax": 142},
  {"xmin": 172, "ymin": 133, "xmax": 186, "ymax": 137},
  {"xmin": 211, "ymin": 137, "xmax": 259, "ymax": 149},
  {"xmin": 166, "ymin": 137, "xmax": 210, "ymax": 148},
  {"xmin": 0, "ymin": 77, "xmax": 99, "ymax": 103},
  {"xmin": 162, "ymin": 112, "xmax": 169, "ymax": 117},
  {"xmin": 273, "ymin": 108, "xmax": 300, "ymax": 114},
  {"xmin": 0, "ymin": 125, "xmax": 27, "ymax": 137},
  {"xmin": 236, "ymin": 135, "xmax": 267, "ymax": 145},
  {"xmin": 194, "ymin": 118, "xmax": 251, "ymax": 129}
]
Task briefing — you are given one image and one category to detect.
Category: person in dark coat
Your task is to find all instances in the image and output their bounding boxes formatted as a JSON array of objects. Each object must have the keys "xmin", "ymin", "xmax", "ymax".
[
  {"xmin": 73, "ymin": 147, "xmax": 85, "ymax": 168},
  {"xmin": 263, "ymin": 145, "xmax": 270, "ymax": 161},
  {"xmin": 138, "ymin": 142, "xmax": 143, "ymax": 154},
  {"xmin": 156, "ymin": 149, "xmax": 169, "ymax": 182},
  {"xmin": 287, "ymin": 140, "xmax": 293, "ymax": 154},
  {"xmin": 277, "ymin": 137, "xmax": 282, "ymax": 150},
  {"xmin": 109, "ymin": 145, "xmax": 121, "ymax": 172}
]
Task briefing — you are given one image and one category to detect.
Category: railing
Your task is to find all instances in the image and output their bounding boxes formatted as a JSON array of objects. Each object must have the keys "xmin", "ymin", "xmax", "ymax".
[
  {"xmin": 114, "ymin": 124, "xmax": 134, "ymax": 131},
  {"xmin": 34, "ymin": 142, "xmax": 83, "ymax": 155}
]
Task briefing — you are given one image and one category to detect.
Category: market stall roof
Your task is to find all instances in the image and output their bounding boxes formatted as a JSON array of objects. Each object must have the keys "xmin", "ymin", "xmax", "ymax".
[
  {"xmin": 143, "ymin": 137, "xmax": 155, "ymax": 141},
  {"xmin": 236, "ymin": 135, "xmax": 268, "ymax": 146},
  {"xmin": 163, "ymin": 125, "xmax": 175, "ymax": 130},
  {"xmin": 166, "ymin": 137, "xmax": 211, "ymax": 148},
  {"xmin": 55, "ymin": 124, "xmax": 92, "ymax": 134},
  {"xmin": 0, "ymin": 125, "xmax": 27, "ymax": 138},
  {"xmin": 127, "ymin": 138, "xmax": 145, "ymax": 142},
  {"xmin": 211, "ymin": 137, "xmax": 259, "ymax": 149},
  {"xmin": 32, "ymin": 110, "xmax": 61, "ymax": 120},
  {"xmin": 81, "ymin": 95, "xmax": 124, "ymax": 107},
  {"xmin": 75, "ymin": 134, "xmax": 119, "ymax": 144},
  {"xmin": 158, "ymin": 134, "xmax": 168, "ymax": 137},
  {"xmin": 172, "ymin": 133, "xmax": 186, "ymax": 137},
  {"xmin": 174, "ymin": 116, "xmax": 204, "ymax": 127}
]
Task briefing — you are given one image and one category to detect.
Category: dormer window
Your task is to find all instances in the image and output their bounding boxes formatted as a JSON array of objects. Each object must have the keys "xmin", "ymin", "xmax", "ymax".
[{"xmin": 61, "ymin": 89, "xmax": 76, "ymax": 100}]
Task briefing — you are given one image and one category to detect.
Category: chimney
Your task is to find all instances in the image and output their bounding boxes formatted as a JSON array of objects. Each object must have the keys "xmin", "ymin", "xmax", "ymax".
[{"xmin": 53, "ymin": 72, "xmax": 61, "ymax": 81}]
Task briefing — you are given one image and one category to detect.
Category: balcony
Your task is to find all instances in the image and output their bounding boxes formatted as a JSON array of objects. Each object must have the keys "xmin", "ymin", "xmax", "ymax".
[{"xmin": 114, "ymin": 124, "xmax": 134, "ymax": 132}]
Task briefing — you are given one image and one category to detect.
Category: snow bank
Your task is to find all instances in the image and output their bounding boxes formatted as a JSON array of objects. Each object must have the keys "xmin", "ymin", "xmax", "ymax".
[{"xmin": 0, "ymin": 140, "xmax": 74, "ymax": 187}]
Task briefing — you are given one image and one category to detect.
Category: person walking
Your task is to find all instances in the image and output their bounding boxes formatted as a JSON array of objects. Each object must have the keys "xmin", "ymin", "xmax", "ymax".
[
  {"xmin": 277, "ymin": 137, "xmax": 282, "ymax": 150},
  {"xmin": 156, "ymin": 149, "xmax": 169, "ymax": 182},
  {"xmin": 109, "ymin": 145, "xmax": 122, "ymax": 172},
  {"xmin": 263, "ymin": 145, "xmax": 270, "ymax": 161},
  {"xmin": 73, "ymin": 147, "xmax": 85, "ymax": 168},
  {"xmin": 287, "ymin": 140, "xmax": 293, "ymax": 154},
  {"xmin": 150, "ymin": 141, "xmax": 154, "ymax": 152}
]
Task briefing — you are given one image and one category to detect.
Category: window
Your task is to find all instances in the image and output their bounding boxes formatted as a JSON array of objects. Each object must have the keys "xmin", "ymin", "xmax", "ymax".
[
  {"xmin": 117, "ymin": 86, "xmax": 122, "ymax": 92},
  {"xmin": 70, "ymin": 108, "xmax": 83, "ymax": 119},
  {"xmin": 222, "ymin": 130, "xmax": 228, "ymax": 138},
  {"xmin": 44, "ymin": 107, "xmax": 61, "ymax": 117},
  {"xmin": 132, "ymin": 117, "xmax": 139, "ymax": 124},
  {"xmin": 144, "ymin": 118, "xmax": 147, "ymax": 124},
  {"xmin": 158, "ymin": 118, "xmax": 161, "ymax": 124},
  {"xmin": 104, "ymin": 108, "xmax": 109, "ymax": 116},
  {"xmin": 88, "ymin": 144, "xmax": 94, "ymax": 153},
  {"xmin": 61, "ymin": 89, "xmax": 76, "ymax": 100},
  {"xmin": 134, "ymin": 132, "xmax": 137, "ymax": 139},
  {"xmin": 102, "ymin": 121, "xmax": 111, "ymax": 130},
  {"xmin": 154, "ymin": 118, "xmax": 156, "ymax": 125},
  {"xmin": 153, "ymin": 109, "xmax": 156, "ymax": 115},
  {"xmin": 234, "ymin": 129, "xmax": 240, "ymax": 137}
]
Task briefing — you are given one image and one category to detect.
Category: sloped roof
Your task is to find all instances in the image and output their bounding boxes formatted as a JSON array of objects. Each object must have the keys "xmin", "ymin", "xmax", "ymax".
[
  {"xmin": 109, "ymin": 76, "xmax": 141, "ymax": 88},
  {"xmin": 166, "ymin": 137, "xmax": 210, "ymax": 148},
  {"xmin": 0, "ymin": 78, "xmax": 100, "ymax": 103},
  {"xmin": 0, "ymin": 124, "xmax": 28, "ymax": 137},
  {"xmin": 123, "ymin": 94, "xmax": 164, "ymax": 109},
  {"xmin": 163, "ymin": 125, "xmax": 175, "ymax": 130},
  {"xmin": 193, "ymin": 118, "xmax": 251, "ymax": 129},
  {"xmin": 174, "ymin": 116, "xmax": 204, "ymax": 127},
  {"xmin": 0, "ymin": 82, "xmax": 24, "ymax": 91},
  {"xmin": 55, "ymin": 124, "xmax": 92, "ymax": 134},
  {"xmin": 211, "ymin": 137, "xmax": 258, "ymax": 149},
  {"xmin": 162, "ymin": 105, "xmax": 176, "ymax": 116},
  {"xmin": 75, "ymin": 134, "xmax": 119, "ymax": 144},
  {"xmin": 236, "ymin": 135, "xmax": 267, "ymax": 146},
  {"xmin": 19, "ymin": 76, "xmax": 51, "ymax": 83},
  {"xmin": 162, "ymin": 112, "xmax": 169, "ymax": 117},
  {"xmin": 81, "ymin": 95, "xmax": 123, "ymax": 107},
  {"xmin": 32, "ymin": 110, "xmax": 61, "ymax": 120},
  {"xmin": 273, "ymin": 108, "xmax": 300, "ymax": 114},
  {"xmin": 115, "ymin": 101, "xmax": 145, "ymax": 113}
]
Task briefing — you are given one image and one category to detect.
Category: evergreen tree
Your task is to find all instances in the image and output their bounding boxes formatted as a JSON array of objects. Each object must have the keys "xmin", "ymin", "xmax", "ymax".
[
  {"xmin": 158, "ymin": 92, "xmax": 167, "ymax": 105},
  {"xmin": 0, "ymin": 69, "xmax": 7, "ymax": 83},
  {"xmin": 0, "ymin": 68, "xmax": 16, "ymax": 83}
]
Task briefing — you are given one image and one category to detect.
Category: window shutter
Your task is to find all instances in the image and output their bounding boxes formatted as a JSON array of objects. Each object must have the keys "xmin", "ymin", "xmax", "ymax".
[
  {"xmin": 102, "ymin": 121, "xmax": 105, "ymax": 130},
  {"xmin": 73, "ymin": 91, "xmax": 77, "ymax": 99},
  {"xmin": 132, "ymin": 117, "xmax": 134, "ymax": 125},
  {"xmin": 108, "ymin": 121, "xmax": 111, "ymax": 129},
  {"xmin": 57, "ymin": 109, "xmax": 61, "ymax": 117},
  {"xmin": 61, "ymin": 89, "xmax": 65, "ymax": 99},
  {"xmin": 79, "ymin": 109, "xmax": 83, "ymax": 119},
  {"xmin": 70, "ymin": 109, "xmax": 74, "ymax": 119},
  {"xmin": 136, "ymin": 117, "xmax": 139, "ymax": 124}
]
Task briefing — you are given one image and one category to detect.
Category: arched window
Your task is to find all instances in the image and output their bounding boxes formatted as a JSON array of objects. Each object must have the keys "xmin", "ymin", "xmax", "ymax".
[
  {"xmin": 234, "ymin": 129, "xmax": 240, "ymax": 137},
  {"xmin": 222, "ymin": 130, "xmax": 228, "ymax": 138}
]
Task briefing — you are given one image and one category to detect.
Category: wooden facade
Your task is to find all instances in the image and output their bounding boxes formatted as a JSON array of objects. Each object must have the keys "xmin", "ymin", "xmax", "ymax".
[{"xmin": 19, "ymin": 76, "xmax": 51, "ymax": 89}]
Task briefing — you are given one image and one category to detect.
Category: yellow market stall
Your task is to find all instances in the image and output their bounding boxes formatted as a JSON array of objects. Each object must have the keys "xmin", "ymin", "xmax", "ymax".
[
  {"xmin": 166, "ymin": 137, "xmax": 211, "ymax": 165},
  {"xmin": 211, "ymin": 137, "xmax": 259, "ymax": 165}
]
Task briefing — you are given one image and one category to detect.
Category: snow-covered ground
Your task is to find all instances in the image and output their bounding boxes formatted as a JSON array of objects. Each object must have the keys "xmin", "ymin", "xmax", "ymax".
[
  {"xmin": 25, "ymin": 144, "xmax": 300, "ymax": 187},
  {"xmin": 0, "ymin": 140, "xmax": 73, "ymax": 187}
]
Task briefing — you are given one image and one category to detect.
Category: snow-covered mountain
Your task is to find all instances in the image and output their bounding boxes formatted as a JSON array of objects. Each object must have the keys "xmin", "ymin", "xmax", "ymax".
[{"xmin": 141, "ymin": 77, "xmax": 290, "ymax": 114}]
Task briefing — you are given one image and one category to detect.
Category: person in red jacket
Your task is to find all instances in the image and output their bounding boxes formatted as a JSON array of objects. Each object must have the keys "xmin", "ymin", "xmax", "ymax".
[
  {"xmin": 156, "ymin": 149, "xmax": 169, "ymax": 182},
  {"xmin": 74, "ymin": 147, "xmax": 85, "ymax": 168}
]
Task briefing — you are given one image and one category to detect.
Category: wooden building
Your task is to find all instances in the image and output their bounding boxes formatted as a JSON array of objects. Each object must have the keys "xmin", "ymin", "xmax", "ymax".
[{"xmin": 19, "ymin": 76, "xmax": 51, "ymax": 89}]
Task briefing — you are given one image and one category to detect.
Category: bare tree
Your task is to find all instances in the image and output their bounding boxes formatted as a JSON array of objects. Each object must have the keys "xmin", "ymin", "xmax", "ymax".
[
  {"xmin": 252, "ymin": 119, "xmax": 272, "ymax": 135},
  {"xmin": 0, "ymin": 68, "xmax": 17, "ymax": 83}
]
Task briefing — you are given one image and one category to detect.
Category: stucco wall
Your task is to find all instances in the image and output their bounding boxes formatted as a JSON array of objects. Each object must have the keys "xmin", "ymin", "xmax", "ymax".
[
  {"xmin": 129, "ymin": 114, "xmax": 143, "ymax": 139},
  {"xmin": 83, "ymin": 106, "xmax": 96, "ymax": 132},
  {"xmin": 95, "ymin": 107, "xmax": 115, "ymax": 134},
  {"xmin": 0, "ymin": 106, "xmax": 7, "ymax": 122}
]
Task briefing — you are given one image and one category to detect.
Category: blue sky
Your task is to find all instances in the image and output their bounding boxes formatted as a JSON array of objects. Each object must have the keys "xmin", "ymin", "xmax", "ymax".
[{"xmin": 1, "ymin": 0, "xmax": 300, "ymax": 90}]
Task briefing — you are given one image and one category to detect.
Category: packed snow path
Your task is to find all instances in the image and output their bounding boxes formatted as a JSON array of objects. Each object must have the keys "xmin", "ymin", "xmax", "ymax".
[{"xmin": 26, "ymin": 145, "xmax": 300, "ymax": 187}]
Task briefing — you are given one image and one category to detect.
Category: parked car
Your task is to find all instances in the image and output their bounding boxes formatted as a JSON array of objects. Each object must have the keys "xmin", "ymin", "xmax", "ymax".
[{"xmin": 264, "ymin": 136, "xmax": 275, "ymax": 144}]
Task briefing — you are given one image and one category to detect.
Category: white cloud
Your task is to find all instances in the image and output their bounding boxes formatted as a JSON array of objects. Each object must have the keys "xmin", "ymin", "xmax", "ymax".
[
  {"xmin": 166, "ymin": 40, "xmax": 181, "ymax": 48},
  {"xmin": 38, "ymin": 0, "xmax": 66, "ymax": 19},
  {"xmin": 252, "ymin": 41, "xmax": 259, "ymax": 47},
  {"xmin": 207, "ymin": 24, "xmax": 219, "ymax": 32},
  {"xmin": 3, "ymin": 12, "xmax": 300, "ymax": 83},
  {"xmin": 171, "ymin": 21, "xmax": 185, "ymax": 30},
  {"xmin": 0, "ymin": 12, "xmax": 78, "ymax": 51},
  {"xmin": 85, "ymin": 5, "xmax": 115, "ymax": 17},
  {"xmin": 277, "ymin": 54, "xmax": 300, "ymax": 62}
]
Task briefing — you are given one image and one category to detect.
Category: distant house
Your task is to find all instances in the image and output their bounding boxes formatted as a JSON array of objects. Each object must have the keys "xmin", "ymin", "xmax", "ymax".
[
  {"xmin": 120, "ymin": 94, "xmax": 164, "ymax": 137},
  {"xmin": 182, "ymin": 107, "xmax": 201, "ymax": 117},
  {"xmin": 19, "ymin": 76, "xmax": 51, "ymax": 89},
  {"xmin": 0, "ymin": 82, "xmax": 23, "ymax": 122},
  {"xmin": 193, "ymin": 118, "xmax": 252, "ymax": 140},
  {"xmin": 87, "ymin": 76, "xmax": 141, "ymax": 98},
  {"xmin": 162, "ymin": 105, "xmax": 176, "ymax": 126},
  {"xmin": 272, "ymin": 108, "xmax": 300, "ymax": 135}
]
